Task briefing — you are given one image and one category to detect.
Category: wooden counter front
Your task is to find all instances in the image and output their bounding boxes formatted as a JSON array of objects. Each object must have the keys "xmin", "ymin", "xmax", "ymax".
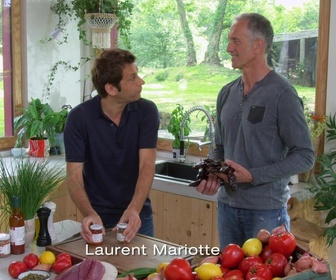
[{"xmin": 46, "ymin": 230, "xmax": 194, "ymax": 273}]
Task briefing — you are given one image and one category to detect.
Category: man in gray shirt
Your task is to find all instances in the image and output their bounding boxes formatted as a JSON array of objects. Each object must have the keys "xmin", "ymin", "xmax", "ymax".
[{"xmin": 196, "ymin": 13, "xmax": 314, "ymax": 249}]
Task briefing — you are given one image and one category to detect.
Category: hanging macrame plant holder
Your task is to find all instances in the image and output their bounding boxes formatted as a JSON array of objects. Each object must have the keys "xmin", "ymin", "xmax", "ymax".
[{"xmin": 85, "ymin": 13, "xmax": 118, "ymax": 49}]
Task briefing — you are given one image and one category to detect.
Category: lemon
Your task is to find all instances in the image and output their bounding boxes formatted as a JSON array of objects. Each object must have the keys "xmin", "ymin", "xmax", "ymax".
[
  {"xmin": 194, "ymin": 262, "xmax": 222, "ymax": 280},
  {"xmin": 39, "ymin": 251, "xmax": 56, "ymax": 265},
  {"xmin": 156, "ymin": 262, "xmax": 169, "ymax": 272},
  {"xmin": 242, "ymin": 238, "xmax": 263, "ymax": 256}
]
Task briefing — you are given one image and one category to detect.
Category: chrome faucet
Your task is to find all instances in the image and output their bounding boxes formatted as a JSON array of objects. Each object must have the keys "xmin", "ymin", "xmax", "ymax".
[{"xmin": 179, "ymin": 105, "xmax": 215, "ymax": 162}]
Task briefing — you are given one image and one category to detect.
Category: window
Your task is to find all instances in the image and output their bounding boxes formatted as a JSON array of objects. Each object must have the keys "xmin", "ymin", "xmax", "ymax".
[
  {"xmin": 0, "ymin": 0, "xmax": 23, "ymax": 149},
  {"xmin": 135, "ymin": 0, "xmax": 329, "ymax": 155}
]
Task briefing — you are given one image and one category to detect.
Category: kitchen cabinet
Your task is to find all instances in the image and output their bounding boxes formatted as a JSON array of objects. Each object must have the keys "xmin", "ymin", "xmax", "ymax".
[
  {"xmin": 150, "ymin": 189, "xmax": 219, "ymax": 248},
  {"xmin": 48, "ymin": 182, "xmax": 83, "ymax": 223}
]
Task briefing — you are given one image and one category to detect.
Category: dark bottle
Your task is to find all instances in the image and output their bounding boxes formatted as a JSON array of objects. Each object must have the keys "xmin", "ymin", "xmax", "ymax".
[
  {"xmin": 36, "ymin": 207, "xmax": 51, "ymax": 247},
  {"xmin": 9, "ymin": 196, "xmax": 25, "ymax": 254}
]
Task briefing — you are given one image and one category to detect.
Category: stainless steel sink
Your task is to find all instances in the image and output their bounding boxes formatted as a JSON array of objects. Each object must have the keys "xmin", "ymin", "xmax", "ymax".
[{"xmin": 155, "ymin": 160, "xmax": 199, "ymax": 183}]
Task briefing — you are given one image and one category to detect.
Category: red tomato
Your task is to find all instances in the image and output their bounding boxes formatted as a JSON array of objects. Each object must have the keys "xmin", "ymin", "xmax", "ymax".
[
  {"xmin": 223, "ymin": 269, "xmax": 244, "ymax": 280},
  {"xmin": 246, "ymin": 263, "xmax": 273, "ymax": 280},
  {"xmin": 220, "ymin": 244, "xmax": 245, "ymax": 269},
  {"xmin": 8, "ymin": 261, "xmax": 28, "ymax": 278},
  {"xmin": 164, "ymin": 258, "xmax": 193, "ymax": 280},
  {"xmin": 23, "ymin": 253, "xmax": 39, "ymax": 269},
  {"xmin": 238, "ymin": 256, "xmax": 263, "ymax": 277},
  {"xmin": 259, "ymin": 245, "xmax": 274, "ymax": 262},
  {"xmin": 265, "ymin": 252, "xmax": 288, "ymax": 277},
  {"xmin": 268, "ymin": 231, "xmax": 296, "ymax": 259},
  {"xmin": 56, "ymin": 253, "xmax": 72, "ymax": 262},
  {"xmin": 53, "ymin": 259, "xmax": 72, "ymax": 274}
]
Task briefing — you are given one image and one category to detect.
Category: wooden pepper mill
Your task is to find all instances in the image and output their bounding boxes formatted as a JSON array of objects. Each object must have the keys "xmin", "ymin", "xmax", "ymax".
[{"xmin": 36, "ymin": 207, "xmax": 51, "ymax": 247}]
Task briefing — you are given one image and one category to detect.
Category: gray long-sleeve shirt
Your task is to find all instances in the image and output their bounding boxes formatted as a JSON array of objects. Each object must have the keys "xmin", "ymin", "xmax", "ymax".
[{"xmin": 212, "ymin": 71, "xmax": 314, "ymax": 210}]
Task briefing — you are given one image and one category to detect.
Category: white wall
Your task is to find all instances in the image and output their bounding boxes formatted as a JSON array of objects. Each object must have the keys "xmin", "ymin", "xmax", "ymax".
[{"xmin": 24, "ymin": 0, "xmax": 85, "ymax": 111}]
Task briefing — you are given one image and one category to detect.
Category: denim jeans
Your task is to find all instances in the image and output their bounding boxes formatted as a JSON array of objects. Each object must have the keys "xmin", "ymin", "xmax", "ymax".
[
  {"xmin": 217, "ymin": 201, "xmax": 290, "ymax": 249},
  {"xmin": 104, "ymin": 214, "xmax": 154, "ymax": 237}
]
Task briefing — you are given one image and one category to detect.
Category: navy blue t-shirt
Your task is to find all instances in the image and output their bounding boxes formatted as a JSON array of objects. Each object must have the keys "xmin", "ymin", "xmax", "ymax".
[{"xmin": 64, "ymin": 96, "xmax": 159, "ymax": 227}]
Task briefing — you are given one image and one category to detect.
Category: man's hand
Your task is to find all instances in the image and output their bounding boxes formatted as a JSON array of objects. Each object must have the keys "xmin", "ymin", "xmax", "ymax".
[
  {"xmin": 196, "ymin": 173, "xmax": 222, "ymax": 195},
  {"xmin": 112, "ymin": 208, "xmax": 141, "ymax": 243},
  {"xmin": 224, "ymin": 159, "xmax": 253, "ymax": 183},
  {"xmin": 81, "ymin": 213, "xmax": 105, "ymax": 244}
]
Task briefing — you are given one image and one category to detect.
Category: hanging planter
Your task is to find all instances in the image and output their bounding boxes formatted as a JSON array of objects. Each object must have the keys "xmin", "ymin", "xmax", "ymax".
[{"xmin": 85, "ymin": 13, "xmax": 118, "ymax": 49}]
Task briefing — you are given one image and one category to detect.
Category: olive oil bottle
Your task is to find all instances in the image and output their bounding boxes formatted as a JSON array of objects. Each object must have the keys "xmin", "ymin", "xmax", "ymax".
[{"xmin": 9, "ymin": 196, "xmax": 25, "ymax": 254}]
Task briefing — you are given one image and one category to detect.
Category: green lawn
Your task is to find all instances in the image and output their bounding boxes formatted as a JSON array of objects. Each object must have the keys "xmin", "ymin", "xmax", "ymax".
[
  {"xmin": 0, "ymin": 64, "xmax": 315, "ymax": 138},
  {"xmin": 140, "ymin": 64, "xmax": 316, "ymax": 135}
]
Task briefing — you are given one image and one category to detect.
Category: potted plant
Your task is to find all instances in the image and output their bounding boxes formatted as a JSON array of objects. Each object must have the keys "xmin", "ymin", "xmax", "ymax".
[
  {"xmin": 309, "ymin": 112, "xmax": 336, "ymax": 246},
  {"xmin": 0, "ymin": 157, "xmax": 66, "ymax": 246},
  {"xmin": 51, "ymin": 105, "xmax": 72, "ymax": 155},
  {"xmin": 10, "ymin": 138, "xmax": 27, "ymax": 158},
  {"xmin": 50, "ymin": 0, "xmax": 133, "ymax": 47},
  {"xmin": 167, "ymin": 104, "xmax": 191, "ymax": 160},
  {"xmin": 14, "ymin": 98, "xmax": 58, "ymax": 157}
]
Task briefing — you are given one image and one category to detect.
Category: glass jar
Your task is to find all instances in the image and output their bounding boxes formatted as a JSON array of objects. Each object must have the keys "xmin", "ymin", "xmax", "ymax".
[
  {"xmin": 0, "ymin": 233, "xmax": 11, "ymax": 258},
  {"xmin": 116, "ymin": 223, "xmax": 127, "ymax": 243},
  {"xmin": 89, "ymin": 224, "xmax": 103, "ymax": 245}
]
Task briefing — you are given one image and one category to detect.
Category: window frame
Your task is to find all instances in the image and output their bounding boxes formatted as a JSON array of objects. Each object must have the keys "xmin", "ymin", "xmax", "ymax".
[
  {"xmin": 157, "ymin": 0, "xmax": 329, "ymax": 157},
  {"xmin": 0, "ymin": 0, "xmax": 23, "ymax": 150},
  {"xmin": 0, "ymin": 0, "xmax": 329, "ymax": 153}
]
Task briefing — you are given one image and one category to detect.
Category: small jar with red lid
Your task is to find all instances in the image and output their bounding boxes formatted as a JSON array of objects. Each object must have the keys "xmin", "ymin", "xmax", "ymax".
[{"xmin": 89, "ymin": 224, "xmax": 103, "ymax": 245}]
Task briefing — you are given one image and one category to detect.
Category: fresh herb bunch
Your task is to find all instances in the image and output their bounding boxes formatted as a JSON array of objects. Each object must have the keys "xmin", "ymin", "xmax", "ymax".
[
  {"xmin": 167, "ymin": 104, "xmax": 191, "ymax": 149},
  {"xmin": 0, "ymin": 158, "xmax": 66, "ymax": 226}
]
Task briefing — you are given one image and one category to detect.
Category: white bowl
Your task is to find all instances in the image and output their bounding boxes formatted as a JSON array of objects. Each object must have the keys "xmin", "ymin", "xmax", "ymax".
[
  {"xmin": 11, "ymin": 147, "xmax": 27, "ymax": 158},
  {"xmin": 18, "ymin": 270, "xmax": 51, "ymax": 280}
]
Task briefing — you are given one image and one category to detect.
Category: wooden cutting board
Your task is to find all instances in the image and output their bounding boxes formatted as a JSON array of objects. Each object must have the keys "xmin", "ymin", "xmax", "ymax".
[{"xmin": 46, "ymin": 230, "xmax": 193, "ymax": 273}]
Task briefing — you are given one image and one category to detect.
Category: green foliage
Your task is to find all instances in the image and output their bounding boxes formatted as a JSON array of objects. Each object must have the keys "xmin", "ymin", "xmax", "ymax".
[
  {"xmin": 310, "ymin": 113, "xmax": 336, "ymax": 246},
  {"xmin": 13, "ymin": 98, "xmax": 67, "ymax": 146},
  {"xmin": 167, "ymin": 104, "xmax": 191, "ymax": 149},
  {"xmin": 155, "ymin": 71, "xmax": 169, "ymax": 82},
  {"xmin": 0, "ymin": 157, "xmax": 66, "ymax": 225},
  {"xmin": 49, "ymin": 0, "xmax": 134, "ymax": 47}
]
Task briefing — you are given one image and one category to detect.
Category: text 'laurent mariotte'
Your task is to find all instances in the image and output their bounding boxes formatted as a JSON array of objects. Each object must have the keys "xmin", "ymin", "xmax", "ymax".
[{"xmin": 85, "ymin": 244, "xmax": 220, "ymax": 256}]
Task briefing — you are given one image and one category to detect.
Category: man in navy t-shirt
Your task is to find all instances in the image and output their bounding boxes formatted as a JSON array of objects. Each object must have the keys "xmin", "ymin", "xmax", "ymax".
[{"xmin": 64, "ymin": 48, "xmax": 159, "ymax": 244}]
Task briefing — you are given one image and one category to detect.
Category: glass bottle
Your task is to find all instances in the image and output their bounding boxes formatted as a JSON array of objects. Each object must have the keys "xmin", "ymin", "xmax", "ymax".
[{"xmin": 9, "ymin": 196, "xmax": 25, "ymax": 254}]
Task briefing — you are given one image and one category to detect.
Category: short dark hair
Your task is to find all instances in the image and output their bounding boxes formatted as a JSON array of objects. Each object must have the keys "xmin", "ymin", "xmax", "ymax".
[
  {"xmin": 91, "ymin": 48, "xmax": 136, "ymax": 97},
  {"xmin": 235, "ymin": 13, "xmax": 274, "ymax": 53}
]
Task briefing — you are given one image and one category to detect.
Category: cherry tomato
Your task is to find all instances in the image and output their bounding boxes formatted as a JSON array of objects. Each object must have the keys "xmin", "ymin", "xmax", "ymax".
[
  {"xmin": 23, "ymin": 253, "xmax": 39, "ymax": 269},
  {"xmin": 238, "ymin": 256, "xmax": 263, "ymax": 277},
  {"xmin": 56, "ymin": 253, "xmax": 72, "ymax": 262},
  {"xmin": 8, "ymin": 261, "xmax": 28, "ymax": 278},
  {"xmin": 259, "ymin": 245, "xmax": 274, "ymax": 262},
  {"xmin": 220, "ymin": 244, "xmax": 245, "ymax": 269},
  {"xmin": 164, "ymin": 258, "xmax": 193, "ymax": 280},
  {"xmin": 265, "ymin": 252, "xmax": 288, "ymax": 277},
  {"xmin": 269, "ymin": 231, "xmax": 296, "ymax": 259},
  {"xmin": 223, "ymin": 269, "xmax": 244, "ymax": 280},
  {"xmin": 53, "ymin": 259, "xmax": 72, "ymax": 274},
  {"xmin": 246, "ymin": 263, "xmax": 273, "ymax": 280}
]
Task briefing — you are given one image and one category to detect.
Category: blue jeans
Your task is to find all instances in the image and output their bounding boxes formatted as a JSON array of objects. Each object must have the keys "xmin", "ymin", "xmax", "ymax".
[
  {"xmin": 104, "ymin": 213, "xmax": 154, "ymax": 237},
  {"xmin": 217, "ymin": 201, "xmax": 290, "ymax": 250}
]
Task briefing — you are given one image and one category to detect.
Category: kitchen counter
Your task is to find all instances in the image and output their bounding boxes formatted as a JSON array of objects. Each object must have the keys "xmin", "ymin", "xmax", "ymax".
[{"xmin": 0, "ymin": 220, "xmax": 81, "ymax": 280}]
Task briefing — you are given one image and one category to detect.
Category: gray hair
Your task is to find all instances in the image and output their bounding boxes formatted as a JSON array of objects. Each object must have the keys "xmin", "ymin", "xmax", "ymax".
[{"xmin": 234, "ymin": 13, "xmax": 274, "ymax": 53}]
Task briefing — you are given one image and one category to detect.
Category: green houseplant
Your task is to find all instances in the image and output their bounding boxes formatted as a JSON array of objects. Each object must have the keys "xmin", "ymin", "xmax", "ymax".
[
  {"xmin": 50, "ymin": 0, "xmax": 133, "ymax": 46},
  {"xmin": 0, "ymin": 157, "xmax": 66, "ymax": 244},
  {"xmin": 167, "ymin": 104, "xmax": 191, "ymax": 150},
  {"xmin": 14, "ymin": 98, "xmax": 61, "ymax": 157},
  {"xmin": 310, "ymin": 113, "xmax": 336, "ymax": 246}
]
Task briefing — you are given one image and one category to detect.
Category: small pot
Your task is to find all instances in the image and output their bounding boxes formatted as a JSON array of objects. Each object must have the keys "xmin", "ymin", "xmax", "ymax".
[{"xmin": 11, "ymin": 147, "xmax": 27, "ymax": 158}]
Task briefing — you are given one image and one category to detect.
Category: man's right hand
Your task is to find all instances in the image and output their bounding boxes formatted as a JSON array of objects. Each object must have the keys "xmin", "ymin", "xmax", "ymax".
[
  {"xmin": 196, "ymin": 173, "xmax": 221, "ymax": 195},
  {"xmin": 81, "ymin": 213, "xmax": 105, "ymax": 244}
]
